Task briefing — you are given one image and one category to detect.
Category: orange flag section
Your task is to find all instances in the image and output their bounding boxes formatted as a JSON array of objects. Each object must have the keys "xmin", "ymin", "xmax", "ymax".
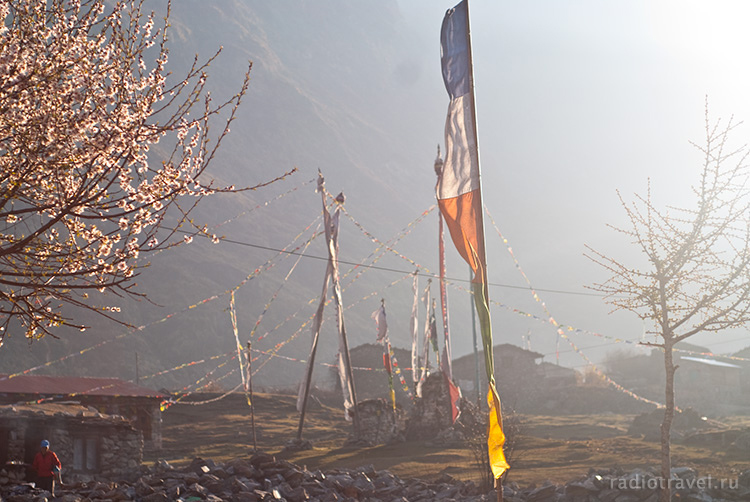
[
  {"xmin": 437, "ymin": 189, "xmax": 486, "ymax": 280},
  {"xmin": 487, "ymin": 383, "xmax": 510, "ymax": 479}
]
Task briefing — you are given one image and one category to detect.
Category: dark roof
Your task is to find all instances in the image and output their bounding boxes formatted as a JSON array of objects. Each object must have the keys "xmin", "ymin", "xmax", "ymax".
[
  {"xmin": 0, "ymin": 375, "xmax": 164, "ymax": 398},
  {"xmin": 494, "ymin": 343, "xmax": 544, "ymax": 359},
  {"xmin": 452, "ymin": 343, "xmax": 544, "ymax": 367}
]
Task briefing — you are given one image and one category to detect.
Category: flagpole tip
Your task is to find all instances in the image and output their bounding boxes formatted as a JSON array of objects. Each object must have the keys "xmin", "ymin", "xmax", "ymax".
[{"xmin": 316, "ymin": 171, "xmax": 325, "ymax": 192}]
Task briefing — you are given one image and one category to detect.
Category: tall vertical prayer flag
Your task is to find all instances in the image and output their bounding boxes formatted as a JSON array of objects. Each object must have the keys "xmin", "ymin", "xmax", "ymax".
[
  {"xmin": 438, "ymin": 0, "xmax": 509, "ymax": 481},
  {"xmin": 373, "ymin": 300, "xmax": 396, "ymax": 411}
]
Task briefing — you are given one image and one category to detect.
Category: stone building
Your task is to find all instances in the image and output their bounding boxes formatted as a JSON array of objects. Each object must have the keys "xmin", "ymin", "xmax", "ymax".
[
  {"xmin": 0, "ymin": 403, "xmax": 142, "ymax": 483},
  {"xmin": 329, "ymin": 344, "xmax": 414, "ymax": 407},
  {"xmin": 538, "ymin": 361, "xmax": 578, "ymax": 387},
  {"xmin": 0, "ymin": 375, "xmax": 164, "ymax": 450},
  {"xmin": 452, "ymin": 343, "xmax": 545, "ymax": 405},
  {"xmin": 676, "ymin": 356, "xmax": 744, "ymax": 410}
]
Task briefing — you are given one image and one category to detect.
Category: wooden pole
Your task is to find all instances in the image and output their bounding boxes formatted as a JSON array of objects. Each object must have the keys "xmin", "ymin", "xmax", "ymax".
[
  {"xmin": 296, "ymin": 330, "xmax": 320, "ymax": 440},
  {"xmin": 470, "ymin": 268, "xmax": 481, "ymax": 411},
  {"xmin": 338, "ymin": 315, "xmax": 361, "ymax": 436},
  {"xmin": 463, "ymin": 1, "xmax": 504, "ymax": 496},
  {"xmin": 246, "ymin": 341, "xmax": 257, "ymax": 451}
]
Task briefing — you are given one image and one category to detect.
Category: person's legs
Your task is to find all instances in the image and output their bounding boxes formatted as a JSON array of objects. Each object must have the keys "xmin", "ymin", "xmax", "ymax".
[{"xmin": 37, "ymin": 475, "xmax": 53, "ymax": 492}]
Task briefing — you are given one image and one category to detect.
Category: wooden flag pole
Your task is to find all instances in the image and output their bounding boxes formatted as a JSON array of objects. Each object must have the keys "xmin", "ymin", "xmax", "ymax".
[
  {"xmin": 338, "ymin": 314, "xmax": 361, "ymax": 436},
  {"xmin": 463, "ymin": 1, "xmax": 503, "ymax": 500},
  {"xmin": 470, "ymin": 267, "xmax": 481, "ymax": 411},
  {"xmin": 296, "ymin": 328, "xmax": 320, "ymax": 440},
  {"xmin": 246, "ymin": 341, "xmax": 258, "ymax": 451}
]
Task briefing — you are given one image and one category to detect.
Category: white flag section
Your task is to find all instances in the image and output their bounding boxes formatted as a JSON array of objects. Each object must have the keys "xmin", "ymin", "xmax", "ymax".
[
  {"xmin": 439, "ymin": 97, "xmax": 479, "ymax": 199},
  {"xmin": 410, "ymin": 272, "xmax": 419, "ymax": 387},
  {"xmin": 417, "ymin": 279, "xmax": 433, "ymax": 398},
  {"xmin": 328, "ymin": 204, "xmax": 355, "ymax": 421},
  {"xmin": 371, "ymin": 301, "xmax": 388, "ymax": 344}
]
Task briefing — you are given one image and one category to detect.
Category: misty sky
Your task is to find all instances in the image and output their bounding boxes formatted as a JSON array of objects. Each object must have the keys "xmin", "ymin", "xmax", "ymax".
[
  {"xmin": 394, "ymin": 0, "xmax": 750, "ymax": 364},
  {"xmin": 5, "ymin": 0, "xmax": 750, "ymax": 390}
]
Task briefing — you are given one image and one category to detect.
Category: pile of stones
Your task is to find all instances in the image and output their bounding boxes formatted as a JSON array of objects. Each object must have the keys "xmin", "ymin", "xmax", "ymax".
[
  {"xmin": 0, "ymin": 453, "xmax": 490, "ymax": 502},
  {"xmin": 1, "ymin": 454, "xmax": 749, "ymax": 502},
  {"xmin": 504, "ymin": 467, "xmax": 750, "ymax": 502},
  {"xmin": 628, "ymin": 408, "xmax": 712, "ymax": 441}
]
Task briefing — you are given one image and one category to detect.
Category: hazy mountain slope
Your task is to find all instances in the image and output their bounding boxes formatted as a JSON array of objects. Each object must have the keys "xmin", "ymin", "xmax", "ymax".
[{"xmin": 0, "ymin": 1, "xmax": 449, "ymax": 392}]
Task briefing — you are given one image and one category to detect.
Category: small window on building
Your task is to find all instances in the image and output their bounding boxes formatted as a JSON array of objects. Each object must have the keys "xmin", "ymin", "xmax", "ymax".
[{"xmin": 73, "ymin": 437, "xmax": 99, "ymax": 472}]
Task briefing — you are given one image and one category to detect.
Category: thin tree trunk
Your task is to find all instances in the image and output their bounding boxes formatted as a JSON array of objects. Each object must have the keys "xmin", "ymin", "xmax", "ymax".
[{"xmin": 660, "ymin": 340, "xmax": 676, "ymax": 502}]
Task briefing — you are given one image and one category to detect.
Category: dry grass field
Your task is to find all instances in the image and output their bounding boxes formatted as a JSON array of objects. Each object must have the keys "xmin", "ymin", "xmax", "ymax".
[{"xmin": 145, "ymin": 392, "xmax": 750, "ymax": 488}]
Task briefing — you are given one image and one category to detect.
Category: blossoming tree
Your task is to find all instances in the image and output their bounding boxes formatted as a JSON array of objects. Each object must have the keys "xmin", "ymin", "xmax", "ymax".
[{"xmin": 0, "ymin": 0, "xmax": 292, "ymax": 344}]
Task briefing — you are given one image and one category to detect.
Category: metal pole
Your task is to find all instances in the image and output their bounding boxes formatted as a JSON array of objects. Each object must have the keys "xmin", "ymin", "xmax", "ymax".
[
  {"xmin": 135, "ymin": 352, "xmax": 140, "ymax": 386},
  {"xmin": 247, "ymin": 341, "xmax": 257, "ymax": 451}
]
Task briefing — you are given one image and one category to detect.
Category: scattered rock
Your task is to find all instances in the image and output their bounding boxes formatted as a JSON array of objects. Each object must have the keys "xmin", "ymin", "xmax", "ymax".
[
  {"xmin": 1, "ymin": 455, "xmax": 745, "ymax": 502},
  {"xmin": 282, "ymin": 438, "xmax": 313, "ymax": 452}
]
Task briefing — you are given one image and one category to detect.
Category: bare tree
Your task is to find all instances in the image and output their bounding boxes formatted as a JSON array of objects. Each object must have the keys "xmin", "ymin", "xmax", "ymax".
[
  {"xmin": 586, "ymin": 107, "xmax": 750, "ymax": 502},
  {"xmin": 0, "ymin": 0, "xmax": 293, "ymax": 344}
]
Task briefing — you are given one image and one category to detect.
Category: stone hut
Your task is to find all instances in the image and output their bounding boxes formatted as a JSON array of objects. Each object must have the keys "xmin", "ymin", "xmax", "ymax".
[
  {"xmin": 0, "ymin": 374, "xmax": 164, "ymax": 451},
  {"xmin": 0, "ymin": 403, "xmax": 142, "ymax": 483},
  {"xmin": 676, "ymin": 356, "xmax": 744, "ymax": 408},
  {"xmin": 452, "ymin": 343, "xmax": 544, "ymax": 405}
]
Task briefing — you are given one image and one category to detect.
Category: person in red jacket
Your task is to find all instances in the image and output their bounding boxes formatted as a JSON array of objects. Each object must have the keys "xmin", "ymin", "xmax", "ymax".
[{"xmin": 31, "ymin": 439, "xmax": 61, "ymax": 495}]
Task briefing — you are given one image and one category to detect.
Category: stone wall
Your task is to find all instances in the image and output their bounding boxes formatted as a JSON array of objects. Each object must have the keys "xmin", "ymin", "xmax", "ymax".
[
  {"xmin": 405, "ymin": 373, "xmax": 455, "ymax": 440},
  {"xmin": 354, "ymin": 398, "xmax": 406, "ymax": 445},
  {"xmin": 98, "ymin": 430, "xmax": 142, "ymax": 481},
  {"xmin": 80, "ymin": 397, "xmax": 162, "ymax": 451}
]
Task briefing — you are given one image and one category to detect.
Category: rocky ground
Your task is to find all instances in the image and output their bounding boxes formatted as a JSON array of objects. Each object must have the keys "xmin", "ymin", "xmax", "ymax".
[{"xmin": 2, "ymin": 452, "xmax": 750, "ymax": 502}]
